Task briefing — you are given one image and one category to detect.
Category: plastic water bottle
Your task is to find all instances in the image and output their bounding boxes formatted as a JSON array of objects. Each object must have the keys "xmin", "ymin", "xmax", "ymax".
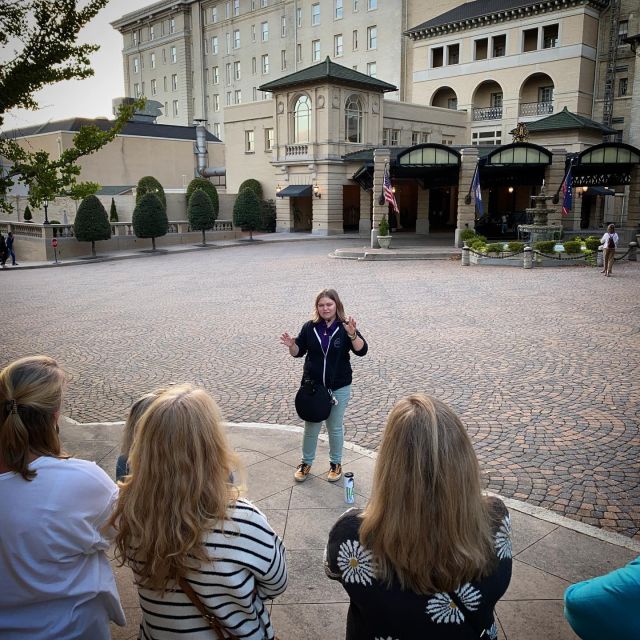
[{"xmin": 344, "ymin": 472, "xmax": 355, "ymax": 504}]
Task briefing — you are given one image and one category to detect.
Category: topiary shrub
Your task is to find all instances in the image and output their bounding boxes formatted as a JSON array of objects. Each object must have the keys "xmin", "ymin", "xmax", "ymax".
[
  {"xmin": 460, "ymin": 228, "xmax": 477, "ymax": 243},
  {"xmin": 508, "ymin": 241, "xmax": 525, "ymax": 253},
  {"xmin": 23, "ymin": 205, "xmax": 33, "ymax": 222},
  {"xmin": 563, "ymin": 240, "xmax": 582, "ymax": 254},
  {"xmin": 585, "ymin": 236, "xmax": 600, "ymax": 251},
  {"xmin": 378, "ymin": 215, "xmax": 390, "ymax": 237},
  {"xmin": 110, "ymin": 198, "xmax": 119, "ymax": 222},
  {"xmin": 534, "ymin": 240, "xmax": 556, "ymax": 254},
  {"xmin": 186, "ymin": 177, "xmax": 219, "ymax": 215},
  {"xmin": 259, "ymin": 199, "xmax": 276, "ymax": 232},
  {"xmin": 486, "ymin": 242, "xmax": 504, "ymax": 255},
  {"xmin": 74, "ymin": 195, "xmax": 112, "ymax": 257},
  {"xmin": 132, "ymin": 193, "xmax": 168, "ymax": 251},
  {"xmin": 188, "ymin": 189, "xmax": 217, "ymax": 245},
  {"xmin": 238, "ymin": 178, "xmax": 263, "ymax": 201},
  {"xmin": 136, "ymin": 176, "xmax": 166, "ymax": 211},
  {"xmin": 233, "ymin": 188, "xmax": 261, "ymax": 241},
  {"xmin": 469, "ymin": 238, "xmax": 487, "ymax": 251}
]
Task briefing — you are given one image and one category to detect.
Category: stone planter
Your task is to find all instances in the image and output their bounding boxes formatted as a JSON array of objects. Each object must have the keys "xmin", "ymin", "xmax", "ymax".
[{"xmin": 377, "ymin": 235, "xmax": 392, "ymax": 249}]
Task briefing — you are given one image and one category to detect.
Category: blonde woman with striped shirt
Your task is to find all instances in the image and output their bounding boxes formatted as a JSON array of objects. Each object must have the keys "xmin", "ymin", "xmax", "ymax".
[{"xmin": 110, "ymin": 384, "xmax": 287, "ymax": 639}]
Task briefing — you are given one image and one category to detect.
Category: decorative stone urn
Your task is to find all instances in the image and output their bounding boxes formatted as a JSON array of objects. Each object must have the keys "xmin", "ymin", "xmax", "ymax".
[{"xmin": 377, "ymin": 235, "xmax": 392, "ymax": 249}]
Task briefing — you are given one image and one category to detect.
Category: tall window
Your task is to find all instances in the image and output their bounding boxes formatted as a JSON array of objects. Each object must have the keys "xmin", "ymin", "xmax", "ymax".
[
  {"xmin": 367, "ymin": 61, "xmax": 376, "ymax": 77},
  {"xmin": 345, "ymin": 95, "xmax": 362, "ymax": 143},
  {"xmin": 213, "ymin": 94, "xmax": 220, "ymax": 111},
  {"xmin": 212, "ymin": 7, "xmax": 218, "ymax": 22},
  {"xmin": 617, "ymin": 20, "xmax": 628, "ymax": 46},
  {"xmin": 367, "ymin": 25, "xmax": 376, "ymax": 49},
  {"xmin": 618, "ymin": 77, "xmax": 628, "ymax": 96},
  {"xmin": 233, "ymin": 0, "xmax": 240, "ymax": 16},
  {"xmin": 294, "ymin": 95, "xmax": 311, "ymax": 143},
  {"xmin": 151, "ymin": 79, "xmax": 157, "ymax": 95},
  {"xmin": 234, "ymin": 61, "xmax": 241, "ymax": 80},
  {"xmin": 281, "ymin": 49, "xmax": 287, "ymax": 70},
  {"xmin": 492, "ymin": 34, "xmax": 506, "ymax": 57},
  {"xmin": 171, "ymin": 73, "xmax": 178, "ymax": 90},
  {"xmin": 134, "ymin": 82, "xmax": 140, "ymax": 97},
  {"xmin": 334, "ymin": 34, "xmax": 343, "ymax": 56},
  {"xmin": 311, "ymin": 3, "xmax": 320, "ymax": 25},
  {"xmin": 172, "ymin": 99, "xmax": 179, "ymax": 116},
  {"xmin": 252, "ymin": 57, "xmax": 257, "ymax": 74},
  {"xmin": 235, "ymin": 89, "xmax": 242, "ymax": 103},
  {"xmin": 150, "ymin": 53, "xmax": 156, "ymax": 68},
  {"xmin": 225, "ymin": 63, "xmax": 231, "ymax": 84},
  {"xmin": 542, "ymin": 24, "xmax": 558, "ymax": 48},
  {"xmin": 265, "ymin": 128, "xmax": 274, "ymax": 151},
  {"xmin": 251, "ymin": 24, "xmax": 256, "ymax": 42},
  {"xmin": 296, "ymin": 7, "xmax": 302, "ymax": 27},
  {"xmin": 281, "ymin": 15, "xmax": 287, "ymax": 37},
  {"xmin": 335, "ymin": 0, "xmax": 343, "ymax": 19},
  {"xmin": 261, "ymin": 54, "xmax": 269, "ymax": 74},
  {"xmin": 134, "ymin": 57, "xmax": 139, "ymax": 73},
  {"xmin": 245, "ymin": 130, "xmax": 254, "ymax": 152},
  {"xmin": 261, "ymin": 21, "xmax": 269, "ymax": 41},
  {"xmin": 297, "ymin": 43, "xmax": 303, "ymax": 62},
  {"xmin": 213, "ymin": 123, "xmax": 221, "ymax": 138},
  {"xmin": 212, "ymin": 36, "xmax": 219, "ymax": 54},
  {"xmin": 170, "ymin": 18, "xmax": 176, "ymax": 33},
  {"xmin": 233, "ymin": 29, "xmax": 240, "ymax": 48},
  {"xmin": 312, "ymin": 39, "xmax": 321, "ymax": 61},
  {"xmin": 213, "ymin": 66, "xmax": 219, "ymax": 83},
  {"xmin": 491, "ymin": 92, "xmax": 503, "ymax": 108},
  {"xmin": 170, "ymin": 46, "xmax": 177, "ymax": 63},
  {"xmin": 149, "ymin": 25, "xmax": 155, "ymax": 40},
  {"xmin": 353, "ymin": 30, "xmax": 358, "ymax": 50},
  {"xmin": 538, "ymin": 86, "xmax": 553, "ymax": 103},
  {"xmin": 368, "ymin": 0, "xmax": 376, "ymax": 9}
]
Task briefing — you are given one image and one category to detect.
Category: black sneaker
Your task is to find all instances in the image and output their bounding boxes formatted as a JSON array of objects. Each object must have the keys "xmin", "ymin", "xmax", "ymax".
[{"xmin": 294, "ymin": 462, "xmax": 311, "ymax": 482}]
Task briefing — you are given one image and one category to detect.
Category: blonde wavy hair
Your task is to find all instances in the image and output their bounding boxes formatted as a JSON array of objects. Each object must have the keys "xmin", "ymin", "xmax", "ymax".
[
  {"xmin": 110, "ymin": 384, "xmax": 242, "ymax": 591},
  {"xmin": 120, "ymin": 389, "xmax": 166, "ymax": 460},
  {"xmin": 0, "ymin": 356, "xmax": 68, "ymax": 480},
  {"xmin": 359, "ymin": 394, "xmax": 495, "ymax": 594},
  {"xmin": 311, "ymin": 288, "xmax": 347, "ymax": 323}
]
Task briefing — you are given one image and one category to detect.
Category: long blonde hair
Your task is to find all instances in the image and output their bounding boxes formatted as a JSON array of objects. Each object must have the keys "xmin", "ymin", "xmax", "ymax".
[
  {"xmin": 359, "ymin": 394, "xmax": 494, "ymax": 594},
  {"xmin": 120, "ymin": 389, "xmax": 166, "ymax": 459},
  {"xmin": 311, "ymin": 288, "xmax": 346, "ymax": 323},
  {"xmin": 0, "ymin": 356, "xmax": 68, "ymax": 480},
  {"xmin": 110, "ymin": 384, "xmax": 242, "ymax": 591}
]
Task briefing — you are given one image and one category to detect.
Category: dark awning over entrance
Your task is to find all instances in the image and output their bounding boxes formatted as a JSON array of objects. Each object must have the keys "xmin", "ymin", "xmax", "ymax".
[
  {"xmin": 480, "ymin": 142, "xmax": 552, "ymax": 187},
  {"xmin": 570, "ymin": 143, "xmax": 640, "ymax": 187},
  {"xmin": 277, "ymin": 185, "xmax": 312, "ymax": 198}
]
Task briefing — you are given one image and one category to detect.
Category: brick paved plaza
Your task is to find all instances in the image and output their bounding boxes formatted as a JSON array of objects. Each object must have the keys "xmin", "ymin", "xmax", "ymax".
[{"xmin": 3, "ymin": 238, "xmax": 639, "ymax": 538}]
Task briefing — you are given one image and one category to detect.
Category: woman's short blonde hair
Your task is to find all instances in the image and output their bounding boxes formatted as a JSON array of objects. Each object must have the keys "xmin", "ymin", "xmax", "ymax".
[
  {"xmin": 359, "ymin": 394, "xmax": 495, "ymax": 594},
  {"xmin": 110, "ymin": 384, "xmax": 242, "ymax": 591},
  {"xmin": 607, "ymin": 224, "xmax": 615, "ymax": 233},
  {"xmin": 311, "ymin": 288, "xmax": 346, "ymax": 323},
  {"xmin": 0, "ymin": 356, "xmax": 68, "ymax": 480}
]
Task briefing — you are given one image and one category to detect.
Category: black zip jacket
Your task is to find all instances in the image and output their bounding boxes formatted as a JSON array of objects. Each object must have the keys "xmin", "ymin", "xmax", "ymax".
[{"xmin": 294, "ymin": 320, "xmax": 368, "ymax": 390}]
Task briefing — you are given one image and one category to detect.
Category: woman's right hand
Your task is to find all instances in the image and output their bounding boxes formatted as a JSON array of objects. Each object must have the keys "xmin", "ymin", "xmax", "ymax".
[{"xmin": 280, "ymin": 332, "xmax": 295, "ymax": 348}]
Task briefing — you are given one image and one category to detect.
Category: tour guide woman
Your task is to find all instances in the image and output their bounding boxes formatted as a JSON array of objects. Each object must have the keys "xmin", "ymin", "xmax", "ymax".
[{"xmin": 281, "ymin": 288, "xmax": 368, "ymax": 483}]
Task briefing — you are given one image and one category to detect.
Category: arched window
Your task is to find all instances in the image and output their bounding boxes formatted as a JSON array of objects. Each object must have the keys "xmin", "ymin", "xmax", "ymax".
[
  {"xmin": 345, "ymin": 95, "xmax": 362, "ymax": 143},
  {"xmin": 293, "ymin": 95, "xmax": 311, "ymax": 143}
]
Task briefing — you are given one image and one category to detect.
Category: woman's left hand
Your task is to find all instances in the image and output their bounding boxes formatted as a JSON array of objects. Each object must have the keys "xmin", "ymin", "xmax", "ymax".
[{"xmin": 343, "ymin": 316, "xmax": 357, "ymax": 337}]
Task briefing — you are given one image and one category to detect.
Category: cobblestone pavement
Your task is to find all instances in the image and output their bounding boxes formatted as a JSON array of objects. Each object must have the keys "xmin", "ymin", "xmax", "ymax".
[{"xmin": 3, "ymin": 239, "xmax": 640, "ymax": 537}]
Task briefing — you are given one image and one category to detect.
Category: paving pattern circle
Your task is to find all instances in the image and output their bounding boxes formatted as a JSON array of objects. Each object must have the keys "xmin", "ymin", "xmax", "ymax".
[{"xmin": 3, "ymin": 239, "xmax": 639, "ymax": 538}]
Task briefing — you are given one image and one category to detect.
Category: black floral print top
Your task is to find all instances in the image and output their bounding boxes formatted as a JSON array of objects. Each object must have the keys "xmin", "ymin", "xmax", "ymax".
[{"xmin": 324, "ymin": 497, "xmax": 512, "ymax": 640}]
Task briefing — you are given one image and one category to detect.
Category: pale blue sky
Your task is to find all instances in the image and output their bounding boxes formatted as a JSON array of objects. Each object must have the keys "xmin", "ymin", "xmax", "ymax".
[{"xmin": 3, "ymin": 0, "xmax": 150, "ymax": 132}]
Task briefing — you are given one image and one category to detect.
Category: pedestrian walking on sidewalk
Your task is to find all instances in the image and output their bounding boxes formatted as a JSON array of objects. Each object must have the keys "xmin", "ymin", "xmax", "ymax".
[
  {"xmin": 6, "ymin": 232, "xmax": 17, "ymax": 265},
  {"xmin": 0, "ymin": 356, "xmax": 125, "ymax": 639},
  {"xmin": 325, "ymin": 394, "xmax": 513, "ymax": 640},
  {"xmin": 280, "ymin": 288, "xmax": 368, "ymax": 484},
  {"xmin": 600, "ymin": 223, "xmax": 619, "ymax": 277},
  {"xmin": 109, "ymin": 384, "xmax": 287, "ymax": 640}
]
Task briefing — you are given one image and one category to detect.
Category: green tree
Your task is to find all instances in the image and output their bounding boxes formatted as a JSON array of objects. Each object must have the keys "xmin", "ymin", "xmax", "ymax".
[
  {"xmin": 186, "ymin": 177, "xmax": 219, "ymax": 215},
  {"xmin": 23, "ymin": 206, "xmax": 33, "ymax": 222},
  {"xmin": 73, "ymin": 195, "xmax": 111, "ymax": 257},
  {"xmin": 109, "ymin": 198, "xmax": 119, "ymax": 222},
  {"xmin": 0, "ymin": 0, "xmax": 144, "ymax": 212},
  {"xmin": 188, "ymin": 189, "xmax": 217, "ymax": 245},
  {"xmin": 233, "ymin": 188, "xmax": 261, "ymax": 241},
  {"xmin": 67, "ymin": 181, "xmax": 100, "ymax": 212},
  {"xmin": 132, "ymin": 193, "xmax": 168, "ymax": 251},
  {"xmin": 136, "ymin": 176, "xmax": 166, "ymax": 211},
  {"xmin": 238, "ymin": 179, "xmax": 263, "ymax": 201}
]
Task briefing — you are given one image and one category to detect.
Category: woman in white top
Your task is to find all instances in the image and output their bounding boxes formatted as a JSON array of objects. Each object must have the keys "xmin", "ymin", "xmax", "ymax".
[
  {"xmin": 110, "ymin": 384, "xmax": 287, "ymax": 639},
  {"xmin": 600, "ymin": 223, "xmax": 619, "ymax": 277},
  {"xmin": 0, "ymin": 356, "xmax": 125, "ymax": 639}
]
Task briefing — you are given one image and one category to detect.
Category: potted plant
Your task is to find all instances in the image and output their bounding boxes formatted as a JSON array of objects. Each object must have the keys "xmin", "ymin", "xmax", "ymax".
[{"xmin": 377, "ymin": 215, "xmax": 392, "ymax": 249}]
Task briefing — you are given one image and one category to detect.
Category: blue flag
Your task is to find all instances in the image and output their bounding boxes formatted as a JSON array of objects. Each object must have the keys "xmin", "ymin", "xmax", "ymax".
[
  {"xmin": 562, "ymin": 165, "xmax": 573, "ymax": 216},
  {"xmin": 471, "ymin": 165, "xmax": 483, "ymax": 216}
]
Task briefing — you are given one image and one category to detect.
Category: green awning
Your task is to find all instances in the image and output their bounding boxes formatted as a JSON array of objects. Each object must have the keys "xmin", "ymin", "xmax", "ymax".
[{"xmin": 277, "ymin": 185, "xmax": 312, "ymax": 198}]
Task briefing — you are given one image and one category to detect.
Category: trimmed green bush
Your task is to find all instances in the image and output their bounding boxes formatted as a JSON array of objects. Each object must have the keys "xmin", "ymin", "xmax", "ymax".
[
  {"xmin": 238, "ymin": 178, "xmax": 263, "ymax": 201},
  {"xmin": 378, "ymin": 215, "xmax": 390, "ymax": 236},
  {"xmin": 49, "ymin": 219, "xmax": 61, "ymax": 236},
  {"xmin": 486, "ymin": 242, "xmax": 504, "ymax": 254},
  {"xmin": 585, "ymin": 236, "xmax": 600, "ymax": 251},
  {"xmin": 469, "ymin": 238, "xmax": 487, "ymax": 251},
  {"xmin": 233, "ymin": 188, "xmax": 261, "ymax": 240},
  {"xmin": 460, "ymin": 228, "xmax": 477, "ymax": 242},
  {"xmin": 74, "ymin": 195, "xmax": 112, "ymax": 257},
  {"xmin": 186, "ymin": 177, "xmax": 219, "ymax": 214},
  {"xmin": 136, "ymin": 176, "xmax": 166, "ymax": 211},
  {"xmin": 23, "ymin": 205, "xmax": 33, "ymax": 221},
  {"xmin": 563, "ymin": 241, "xmax": 582, "ymax": 254},
  {"xmin": 109, "ymin": 198, "xmax": 119, "ymax": 222},
  {"xmin": 132, "ymin": 193, "xmax": 168, "ymax": 250},
  {"xmin": 534, "ymin": 240, "xmax": 556, "ymax": 254},
  {"xmin": 507, "ymin": 241, "xmax": 525, "ymax": 253},
  {"xmin": 259, "ymin": 199, "xmax": 276, "ymax": 232},
  {"xmin": 188, "ymin": 189, "xmax": 217, "ymax": 244}
]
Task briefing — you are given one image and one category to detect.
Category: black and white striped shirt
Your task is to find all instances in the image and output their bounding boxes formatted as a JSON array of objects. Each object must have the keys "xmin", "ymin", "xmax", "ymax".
[{"xmin": 134, "ymin": 499, "xmax": 287, "ymax": 639}]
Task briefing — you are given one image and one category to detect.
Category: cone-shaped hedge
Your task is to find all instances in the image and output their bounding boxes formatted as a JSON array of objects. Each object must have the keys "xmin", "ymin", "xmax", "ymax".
[
  {"xmin": 136, "ymin": 176, "xmax": 166, "ymax": 211},
  {"xmin": 74, "ymin": 195, "xmax": 112, "ymax": 257},
  {"xmin": 188, "ymin": 189, "xmax": 217, "ymax": 244},
  {"xmin": 233, "ymin": 188, "xmax": 261, "ymax": 241},
  {"xmin": 132, "ymin": 192, "xmax": 168, "ymax": 251},
  {"xmin": 238, "ymin": 178, "xmax": 263, "ymax": 201},
  {"xmin": 23, "ymin": 205, "xmax": 32, "ymax": 221},
  {"xmin": 186, "ymin": 177, "xmax": 219, "ymax": 215},
  {"xmin": 109, "ymin": 198, "xmax": 119, "ymax": 222}
]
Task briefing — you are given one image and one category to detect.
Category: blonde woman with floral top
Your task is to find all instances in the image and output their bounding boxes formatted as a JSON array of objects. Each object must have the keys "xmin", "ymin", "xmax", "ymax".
[{"xmin": 324, "ymin": 394, "xmax": 512, "ymax": 640}]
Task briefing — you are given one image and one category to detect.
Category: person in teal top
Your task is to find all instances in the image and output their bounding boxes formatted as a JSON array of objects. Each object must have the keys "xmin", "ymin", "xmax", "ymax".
[{"xmin": 564, "ymin": 556, "xmax": 640, "ymax": 639}]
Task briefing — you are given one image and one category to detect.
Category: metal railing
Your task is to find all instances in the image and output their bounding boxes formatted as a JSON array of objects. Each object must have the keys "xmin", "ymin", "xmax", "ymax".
[
  {"xmin": 519, "ymin": 101, "xmax": 554, "ymax": 117},
  {"xmin": 472, "ymin": 106, "xmax": 503, "ymax": 121}
]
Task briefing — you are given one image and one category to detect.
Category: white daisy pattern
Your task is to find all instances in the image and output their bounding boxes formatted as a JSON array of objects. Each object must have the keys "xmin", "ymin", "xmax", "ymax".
[
  {"xmin": 495, "ymin": 513, "xmax": 513, "ymax": 560},
  {"xmin": 374, "ymin": 637, "xmax": 399, "ymax": 640},
  {"xmin": 486, "ymin": 621, "xmax": 498, "ymax": 639},
  {"xmin": 336, "ymin": 539, "xmax": 375, "ymax": 586},
  {"xmin": 425, "ymin": 583, "xmax": 482, "ymax": 624}
]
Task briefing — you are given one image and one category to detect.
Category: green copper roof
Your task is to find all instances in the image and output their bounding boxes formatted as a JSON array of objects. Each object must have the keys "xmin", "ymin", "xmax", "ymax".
[
  {"xmin": 259, "ymin": 56, "xmax": 397, "ymax": 93},
  {"xmin": 526, "ymin": 107, "xmax": 616, "ymax": 134}
]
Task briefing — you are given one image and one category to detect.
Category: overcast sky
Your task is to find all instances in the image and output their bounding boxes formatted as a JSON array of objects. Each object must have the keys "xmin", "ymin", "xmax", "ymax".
[{"xmin": 2, "ymin": 0, "xmax": 150, "ymax": 133}]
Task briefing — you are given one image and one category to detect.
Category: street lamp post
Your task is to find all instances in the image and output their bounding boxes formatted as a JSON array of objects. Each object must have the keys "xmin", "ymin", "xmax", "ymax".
[{"xmin": 43, "ymin": 199, "xmax": 50, "ymax": 225}]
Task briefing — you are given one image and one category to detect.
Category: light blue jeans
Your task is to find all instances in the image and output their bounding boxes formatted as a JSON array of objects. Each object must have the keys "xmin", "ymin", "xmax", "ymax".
[{"xmin": 302, "ymin": 384, "xmax": 351, "ymax": 466}]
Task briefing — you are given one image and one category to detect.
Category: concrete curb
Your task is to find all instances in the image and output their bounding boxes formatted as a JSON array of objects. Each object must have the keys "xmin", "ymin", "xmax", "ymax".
[{"xmin": 63, "ymin": 416, "xmax": 640, "ymax": 553}]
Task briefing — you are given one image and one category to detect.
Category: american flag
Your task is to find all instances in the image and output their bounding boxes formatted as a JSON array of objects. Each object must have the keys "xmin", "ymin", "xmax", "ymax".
[
  {"xmin": 561, "ymin": 164, "xmax": 573, "ymax": 217},
  {"xmin": 383, "ymin": 165, "xmax": 399, "ymax": 214}
]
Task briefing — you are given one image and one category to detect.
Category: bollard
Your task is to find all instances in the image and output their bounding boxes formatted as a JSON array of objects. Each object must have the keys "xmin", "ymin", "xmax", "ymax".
[
  {"xmin": 597, "ymin": 247, "xmax": 603, "ymax": 268},
  {"xmin": 523, "ymin": 246, "xmax": 532, "ymax": 269},
  {"xmin": 461, "ymin": 245, "xmax": 470, "ymax": 266},
  {"xmin": 629, "ymin": 242, "xmax": 637, "ymax": 262}
]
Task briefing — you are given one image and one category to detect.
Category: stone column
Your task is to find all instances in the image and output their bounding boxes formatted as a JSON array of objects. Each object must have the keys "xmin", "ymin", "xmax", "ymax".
[
  {"xmin": 455, "ymin": 148, "xmax": 479, "ymax": 247},
  {"xmin": 627, "ymin": 166, "xmax": 640, "ymax": 230},
  {"xmin": 415, "ymin": 187, "xmax": 430, "ymax": 235},
  {"xmin": 371, "ymin": 148, "xmax": 391, "ymax": 248},
  {"xmin": 546, "ymin": 148, "xmax": 566, "ymax": 227},
  {"xmin": 359, "ymin": 188, "xmax": 371, "ymax": 236},
  {"xmin": 311, "ymin": 165, "xmax": 344, "ymax": 235},
  {"xmin": 275, "ymin": 193, "xmax": 293, "ymax": 232}
]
